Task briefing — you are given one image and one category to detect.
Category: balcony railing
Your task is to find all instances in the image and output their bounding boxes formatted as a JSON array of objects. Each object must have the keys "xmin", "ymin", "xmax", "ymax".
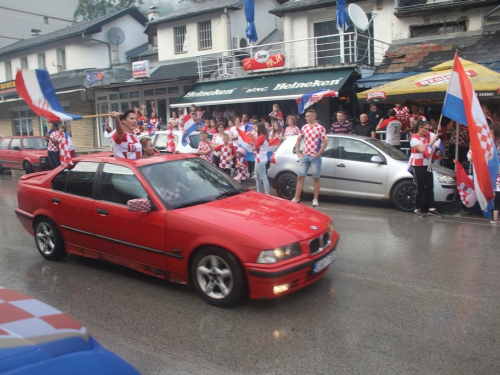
[{"xmin": 196, "ymin": 33, "xmax": 390, "ymax": 81}]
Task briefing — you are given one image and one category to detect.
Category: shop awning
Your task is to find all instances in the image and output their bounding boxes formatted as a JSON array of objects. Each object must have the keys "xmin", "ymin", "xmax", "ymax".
[
  {"xmin": 170, "ymin": 69, "xmax": 354, "ymax": 107},
  {"xmin": 356, "ymin": 72, "xmax": 420, "ymax": 89},
  {"xmin": 357, "ymin": 59, "xmax": 500, "ymax": 103}
]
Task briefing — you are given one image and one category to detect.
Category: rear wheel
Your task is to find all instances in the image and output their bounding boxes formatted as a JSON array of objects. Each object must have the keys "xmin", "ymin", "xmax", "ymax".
[
  {"xmin": 191, "ymin": 247, "xmax": 245, "ymax": 307},
  {"xmin": 392, "ymin": 180, "xmax": 416, "ymax": 212},
  {"xmin": 24, "ymin": 161, "xmax": 34, "ymax": 174},
  {"xmin": 276, "ymin": 172, "xmax": 297, "ymax": 200},
  {"xmin": 34, "ymin": 217, "xmax": 66, "ymax": 260}
]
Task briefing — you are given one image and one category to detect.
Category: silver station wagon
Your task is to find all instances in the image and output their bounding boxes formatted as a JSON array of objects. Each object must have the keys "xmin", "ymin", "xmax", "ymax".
[{"xmin": 267, "ymin": 135, "xmax": 458, "ymax": 211}]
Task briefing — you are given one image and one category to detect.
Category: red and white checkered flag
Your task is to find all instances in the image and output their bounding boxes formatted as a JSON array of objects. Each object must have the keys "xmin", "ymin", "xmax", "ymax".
[
  {"xmin": 166, "ymin": 124, "xmax": 175, "ymax": 152},
  {"xmin": 59, "ymin": 137, "xmax": 74, "ymax": 169}
]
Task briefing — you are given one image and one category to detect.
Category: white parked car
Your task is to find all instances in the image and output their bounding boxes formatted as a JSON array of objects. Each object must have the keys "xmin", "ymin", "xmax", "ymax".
[
  {"xmin": 150, "ymin": 130, "xmax": 207, "ymax": 154},
  {"xmin": 267, "ymin": 134, "xmax": 458, "ymax": 211}
]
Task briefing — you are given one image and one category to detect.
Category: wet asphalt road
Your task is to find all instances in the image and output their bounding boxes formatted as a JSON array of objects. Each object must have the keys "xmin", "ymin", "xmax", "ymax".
[{"xmin": 1, "ymin": 171, "xmax": 499, "ymax": 375}]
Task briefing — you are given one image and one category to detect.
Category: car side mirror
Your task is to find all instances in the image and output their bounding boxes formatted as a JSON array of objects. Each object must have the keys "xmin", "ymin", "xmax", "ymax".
[
  {"xmin": 371, "ymin": 155, "xmax": 384, "ymax": 164},
  {"xmin": 127, "ymin": 198, "xmax": 152, "ymax": 212}
]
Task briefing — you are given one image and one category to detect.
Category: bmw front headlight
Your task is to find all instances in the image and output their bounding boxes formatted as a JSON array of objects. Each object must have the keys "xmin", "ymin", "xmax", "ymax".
[
  {"xmin": 435, "ymin": 172, "xmax": 456, "ymax": 184},
  {"xmin": 257, "ymin": 242, "xmax": 302, "ymax": 264}
]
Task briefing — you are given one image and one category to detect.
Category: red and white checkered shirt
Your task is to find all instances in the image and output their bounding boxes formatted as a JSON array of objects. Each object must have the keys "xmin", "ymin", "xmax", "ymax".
[
  {"xmin": 198, "ymin": 141, "xmax": 212, "ymax": 163},
  {"xmin": 159, "ymin": 183, "xmax": 184, "ymax": 203},
  {"xmin": 47, "ymin": 130, "xmax": 61, "ymax": 152},
  {"xmin": 253, "ymin": 135, "xmax": 269, "ymax": 163},
  {"xmin": 394, "ymin": 106, "xmax": 409, "ymax": 127},
  {"xmin": 408, "ymin": 113, "xmax": 427, "ymax": 130},
  {"xmin": 300, "ymin": 123, "xmax": 327, "ymax": 156},
  {"xmin": 234, "ymin": 156, "xmax": 250, "ymax": 181},
  {"xmin": 112, "ymin": 132, "xmax": 142, "ymax": 159},
  {"xmin": 285, "ymin": 125, "xmax": 301, "ymax": 136},
  {"xmin": 215, "ymin": 144, "xmax": 236, "ymax": 169},
  {"xmin": 410, "ymin": 134, "xmax": 430, "ymax": 166},
  {"xmin": 450, "ymin": 125, "xmax": 469, "ymax": 147}
]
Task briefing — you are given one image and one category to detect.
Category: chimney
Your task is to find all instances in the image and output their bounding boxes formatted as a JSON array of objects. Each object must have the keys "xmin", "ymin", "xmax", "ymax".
[{"xmin": 147, "ymin": 6, "xmax": 160, "ymax": 21}]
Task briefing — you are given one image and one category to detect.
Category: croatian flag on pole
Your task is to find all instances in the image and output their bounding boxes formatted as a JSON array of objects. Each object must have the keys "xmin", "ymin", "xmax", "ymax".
[
  {"xmin": 181, "ymin": 114, "xmax": 197, "ymax": 146},
  {"xmin": 237, "ymin": 128, "xmax": 254, "ymax": 155},
  {"xmin": 16, "ymin": 70, "xmax": 83, "ymax": 122},
  {"xmin": 442, "ymin": 53, "xmax": 498, "ymax": 214},
  {"xmin": 267, "ymin": 137, "xmax": 281, "ymax": 153},
  {"xmin": 296, "ymin": 89, "xmax": 337, "ymax": 114}
]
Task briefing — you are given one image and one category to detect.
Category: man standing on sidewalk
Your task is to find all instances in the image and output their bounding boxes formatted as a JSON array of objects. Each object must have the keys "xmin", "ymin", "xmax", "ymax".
[
  {"xmin": 46, "ymin": 122, "xmax": 61, "ymax": 169},
  {"xmin": 292, "ymin": 109, "xmax": 327, "ymax": 208}
]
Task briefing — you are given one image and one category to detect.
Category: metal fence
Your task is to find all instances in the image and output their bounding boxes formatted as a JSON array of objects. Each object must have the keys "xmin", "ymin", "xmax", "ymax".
[{"xmin": 197, "ymin": 33, "xmax": 390, "ymax": 80}]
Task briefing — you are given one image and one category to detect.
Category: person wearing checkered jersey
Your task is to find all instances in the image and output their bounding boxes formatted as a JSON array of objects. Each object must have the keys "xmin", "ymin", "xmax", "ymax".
[
  {"xmin": 292, "ymin": 109, "xmax": 327, "ymax": 208},
  {"xmin": 111, "ymin": 109, "xmax": 142, "ymax": 160},
  {"xmin": 212, "ymin": 133, "xmax": 236, "ymax": 176}
]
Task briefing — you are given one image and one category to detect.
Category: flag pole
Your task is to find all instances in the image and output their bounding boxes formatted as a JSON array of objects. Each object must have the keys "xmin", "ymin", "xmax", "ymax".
[{"xmin": 81, "ymin": 113, "xmax": 120, "ymax": 119}]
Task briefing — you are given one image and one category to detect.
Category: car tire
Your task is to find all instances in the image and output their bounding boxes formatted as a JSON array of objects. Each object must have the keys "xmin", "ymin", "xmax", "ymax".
[
  {"xmin": 191, "ymin": 247, "xmax": 245, "ymax": 307},
  {"xmin": 24, "ymin": 161, "xmax": 34, "ymax": 174},
  {"xmin": 275, "ymin": 172, "xmax": 297, "ymax": 200},
  {"xmin": 34, "ymin": 217, "xmax": 66, "ymax": 261},
  {"xmin": 392, "ymin": 180, "xmax": 417, "ymax": 212}
]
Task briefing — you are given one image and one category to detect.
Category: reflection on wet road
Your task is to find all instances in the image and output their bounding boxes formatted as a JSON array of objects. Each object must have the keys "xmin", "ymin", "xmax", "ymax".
[{"xmin": 1, "ymin": 172, "xmax": 499, "ymax": 375}]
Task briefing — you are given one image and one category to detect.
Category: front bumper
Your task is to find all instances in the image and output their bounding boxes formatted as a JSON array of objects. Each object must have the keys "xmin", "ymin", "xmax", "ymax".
[{"xmin": 245, "ymin": 231, "xmax": 339, "ymax": 300}]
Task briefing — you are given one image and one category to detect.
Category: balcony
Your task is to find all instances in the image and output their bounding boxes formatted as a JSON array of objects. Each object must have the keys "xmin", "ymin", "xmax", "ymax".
[
  {"xmin": 394, "ymin": 0, "xmax": 499, "ymax": 18},
  {"xmin": 196, "ymin": 33, "xmax": 389, "ymax": 81}
]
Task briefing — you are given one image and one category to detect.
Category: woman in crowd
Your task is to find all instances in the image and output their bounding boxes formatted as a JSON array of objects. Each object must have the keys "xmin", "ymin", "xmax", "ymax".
[
  {"xmin": 211, "ymin": 123, "xmax": 226, "ymax": 166},
  {"xmin": 204, "ymin": 119, "xmax": 217, "ymax": 134},
  {"xmin": 228, "ymin": 120, "xmax": 239, "ymax": 147},
  {"xmin": 268, "ymin": 104, "xmax": 283, "ymax": 126},
  {"xmin": 284, "ymin": 115, "xmax": 301, "ymax": 136},
  {"xmin": 252, "ymin": 122, "xmax": 270, "ymax": 195},
  {"xmin": 270, "ymin": 120, "xmax": 285, "ymax": 142},
  {"xmin": 111, "ymin": 109, "xmax": 142, "ymax": 159},
  {"xmin": 260, "ymin": 115, "xmax": 271, "ymax": 130},
  {"xmin": 169, "ymin": 111, "xmax": 180, "ymax": 129},
  {"xmin": 59, "ymin": 124, "xmax": 76, "ymax": 158},
  {"xmin": 410, "ymin": 121, "xmax": 442, "ymax": 217}
]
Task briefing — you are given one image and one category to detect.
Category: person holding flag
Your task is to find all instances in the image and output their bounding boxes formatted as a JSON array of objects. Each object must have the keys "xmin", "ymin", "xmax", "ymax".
[
  {"xmin": 58, "ymin": 124, "xmax": 75, "ymax": 169},
  {"xmin": 111, "ymin": 109, "xmax": 142, "ymax": 159},
  {"xmin": 410, "ymin": 121, "xmax": 443, "ymax": 217}
]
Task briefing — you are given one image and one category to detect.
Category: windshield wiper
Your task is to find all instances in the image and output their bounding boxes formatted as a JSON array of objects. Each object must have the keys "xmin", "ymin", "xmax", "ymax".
[
  {"xmin": 174, "ymin": 199, "xmax": 214, "ymax": 209},
  {"xmin": 215, "ymin": 190, "xmax": 241, "ymax": 200}
]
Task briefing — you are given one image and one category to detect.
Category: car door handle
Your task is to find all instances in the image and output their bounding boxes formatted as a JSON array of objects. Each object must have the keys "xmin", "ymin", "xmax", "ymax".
[
  {"xmin": 97, "ymin": 208, "xmax": 109, "ymax": 215},
  {"xmin": 337, "ymin": 164, "xmax": 346, "ymax": 168},
  {"xmin": 51, "ymin": 198, "xmax": 60, "ymax": 204}
]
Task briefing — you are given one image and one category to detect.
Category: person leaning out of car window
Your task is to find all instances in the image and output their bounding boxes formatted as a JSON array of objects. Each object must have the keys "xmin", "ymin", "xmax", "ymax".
[
  {"xmin": 111, "ymin": 109, "xmax": 142, "ymax": 159},
  {"xmin": 410, "ymin": 121, "xmax": 443, "ymax": 218},
  {"xmin": 45, "ymin": 122, "xmax": 62, "ymax": 169},
  {"xmin": 140, "ymin": 137, "xmax": 159, "ymax": 158}
]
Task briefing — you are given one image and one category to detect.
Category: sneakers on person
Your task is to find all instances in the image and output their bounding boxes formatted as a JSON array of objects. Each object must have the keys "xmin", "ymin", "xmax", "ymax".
[
  {"xmin": 250, "ymin": 172, "xmax": 255, "ymax": 179},
  {"xmin": 312, "ymin": 199, "xmax": 318, "ymax": 207},
  {"xmin": 491, "ymin": 220, "xmax": 499, "ymax": 224},
  {"xmin": 414, "ymin": 209, "xmax": 425, "ymax": 217},
  {"xmin": 291, "ymin": 197, "xmax": 300, "ymax": 203},
  {"xmin": 427, "ymin": 209, "xmax": 443, "ymax": 217}
]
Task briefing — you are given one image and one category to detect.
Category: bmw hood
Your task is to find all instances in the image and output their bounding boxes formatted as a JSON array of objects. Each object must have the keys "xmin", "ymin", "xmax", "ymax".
[{"xmin": 177, "ymin": 191, "xmax": 332, "ymax": 248}]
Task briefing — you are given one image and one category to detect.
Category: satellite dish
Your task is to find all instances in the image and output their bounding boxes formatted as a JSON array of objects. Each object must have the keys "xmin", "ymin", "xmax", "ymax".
[
  {"xmin": 108, "ymin": 27, "xmax": 125, "ymax": 45},
  {"xmin": 348, "ymin": 4, "xmax": 369, "ymax": 32}
]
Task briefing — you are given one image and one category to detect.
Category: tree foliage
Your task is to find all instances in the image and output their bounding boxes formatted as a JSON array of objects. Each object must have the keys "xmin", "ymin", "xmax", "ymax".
[{"xmin": 74, "ymin": 0, "xmax": 144, "ymax": 21}]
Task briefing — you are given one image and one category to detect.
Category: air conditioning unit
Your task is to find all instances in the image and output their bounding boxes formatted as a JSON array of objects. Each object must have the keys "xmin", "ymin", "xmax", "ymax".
[{"xmin": 232, "ymin": 36, "xmax": 248, "ymax": 50}]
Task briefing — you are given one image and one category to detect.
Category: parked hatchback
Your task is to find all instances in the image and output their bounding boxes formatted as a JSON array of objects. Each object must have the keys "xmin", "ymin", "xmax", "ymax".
[
  {"xmin": 150, "ymin": 130, "xmax": 206, "ymax": 154},
  {"xmin": 0, "ymin": 136, "xmax": 50, "ymax": 174},
  {"xmin": 267, "ymin": 135, "xmax": 457, "ymax": 211}
]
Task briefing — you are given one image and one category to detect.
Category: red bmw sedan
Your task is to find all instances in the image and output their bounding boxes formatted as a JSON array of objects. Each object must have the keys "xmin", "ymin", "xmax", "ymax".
[{"xmin": 15, "ymin": 153, "xmax": 339, "ymax": 307}]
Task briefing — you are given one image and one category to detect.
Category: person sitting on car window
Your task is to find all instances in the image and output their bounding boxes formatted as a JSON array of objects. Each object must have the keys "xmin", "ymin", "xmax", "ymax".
[{"xmin": 140, "ymin": 137, "xmax": 159, "ymax": 158}]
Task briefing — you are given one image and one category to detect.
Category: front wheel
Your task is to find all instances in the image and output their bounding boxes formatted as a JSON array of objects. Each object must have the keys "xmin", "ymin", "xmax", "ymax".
[
  {"xmin": 392, "ymin": 180, "xmax": 416, "ymax": 212},
  {"xmin": 24, "ymin": 161, "xmax": 34, "ymax": 174},
  {"xmin": 275, "ymin": 172, "xmax": 297, "ymax": 200},
  {"xmin": 191, "ymin": 247, "xmax": 245, "ymax": 307},
  {"xmin": 34, "ymin": 217, "xmax": 66, "ymax": 260}
]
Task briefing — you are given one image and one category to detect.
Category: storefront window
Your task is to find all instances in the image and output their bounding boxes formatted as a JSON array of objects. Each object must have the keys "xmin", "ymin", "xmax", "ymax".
[
  {"xmin": 119, "ymin": 92, "xmax": 129, "ymax": 99},
  {"xmin": 130, "ymin": 91, "xmax": 140, "ymax": 98},
  {"xmin": 144, "ymin": 89, "xmax": 154, "ymax": 97},
  {"xmin": 109, "ymin": 93, "xmax": 119, "ymax": 100}
]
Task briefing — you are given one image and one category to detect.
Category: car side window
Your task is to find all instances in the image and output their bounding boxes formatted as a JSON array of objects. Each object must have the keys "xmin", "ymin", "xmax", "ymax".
[
  {"xmin": 9, "ymin": 139, "xmax": 20, "ymax": 150},
  {"xmin": 99, "ymin": 163, "xmax": 148, "ymax": 205},
  {"xmin": 0, "ymin": 138, "xmax": 10, "ymax": 150},
  {"xmin": 51, "ymin": 162, "xmax": 99, "ymax": 197},
  {"xmin": 337, "ymin": 138, "xmax": 380, "ymax": 163}
]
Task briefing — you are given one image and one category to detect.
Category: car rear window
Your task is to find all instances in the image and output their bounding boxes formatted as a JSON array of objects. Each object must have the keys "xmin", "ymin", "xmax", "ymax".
[{"xmin": 0, "ymin": 138, "xmax": 9, "ymax": 150}]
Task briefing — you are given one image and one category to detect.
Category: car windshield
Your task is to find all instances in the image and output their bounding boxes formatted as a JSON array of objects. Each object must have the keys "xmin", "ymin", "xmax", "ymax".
[
  {"xmin": 139, "ymin": 158, "xmax": 245, "ymax": 209},
  {"xmin": 365, "ymin": 138, "xmax": 409, "ymax": 161},
  {"xmin": 22, "ymin": 138, "xmax": 46, "ymax": 150}
]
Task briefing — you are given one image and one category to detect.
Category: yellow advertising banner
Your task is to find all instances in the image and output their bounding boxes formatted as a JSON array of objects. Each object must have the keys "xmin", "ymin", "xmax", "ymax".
[{"xmin": 357, "ymin": 59, "xmax": 500, "ymax": 103}]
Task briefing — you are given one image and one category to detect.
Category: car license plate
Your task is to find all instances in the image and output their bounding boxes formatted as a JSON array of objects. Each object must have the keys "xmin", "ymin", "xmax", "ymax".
[{"xmin": 312, "ymin": 251, "xmax": 336, "ymax": 274}]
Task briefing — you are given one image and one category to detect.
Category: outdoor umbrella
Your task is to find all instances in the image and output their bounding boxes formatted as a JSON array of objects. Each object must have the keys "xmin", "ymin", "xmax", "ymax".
[
  {"xmin": 245, "ymin": 0, "xmax": 258, "ymax": 44},
  {"xmin": 336, "ymin": 0, "xmax": 349, "ymax": 31},
  {"xmin": 357, "ymin": 59, "xmax": 500, "ymax": 103}
]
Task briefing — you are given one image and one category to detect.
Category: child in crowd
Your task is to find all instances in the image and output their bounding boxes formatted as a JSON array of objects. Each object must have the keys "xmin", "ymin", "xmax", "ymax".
[
  {"xmin": 197, "ymin": 131, "xmax": 213, "ymax": 163},
  {"xmin": 211, "ymin": 133, "xmax": 236, "ymax": 175},
  {"xmin": 234, "ymin": 147, "xmax": 249, "ymax": 189}
]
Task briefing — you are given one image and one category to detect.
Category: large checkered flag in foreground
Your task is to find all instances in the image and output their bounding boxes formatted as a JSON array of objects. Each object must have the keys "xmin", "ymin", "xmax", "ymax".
[{"xmin": 441, "ymin": 53, "xmax": 499, "ymax": 214}]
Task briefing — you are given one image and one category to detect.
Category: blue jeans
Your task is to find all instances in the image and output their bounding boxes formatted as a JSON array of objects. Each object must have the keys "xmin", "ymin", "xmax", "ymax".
[
  {"xmin": 47, "ymin": 150, "xmax": 61, "ymax": 169},
  {"xmin": 255, "ymin": 162, "xmax": 270, "ymax": 194},
  {"xmin": 297, "ymin": 155, "xmax": 322, "ymax": 178}
]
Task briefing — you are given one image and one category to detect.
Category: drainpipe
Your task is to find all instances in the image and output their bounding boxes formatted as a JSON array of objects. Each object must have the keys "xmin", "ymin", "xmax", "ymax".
[
  {"xmin": 81, "ymin": 33, "xmax": 113, "ymax": 68},
  {"xmin": 224, "ymin": 8, "xmax": 232, "ymax": 51}
]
